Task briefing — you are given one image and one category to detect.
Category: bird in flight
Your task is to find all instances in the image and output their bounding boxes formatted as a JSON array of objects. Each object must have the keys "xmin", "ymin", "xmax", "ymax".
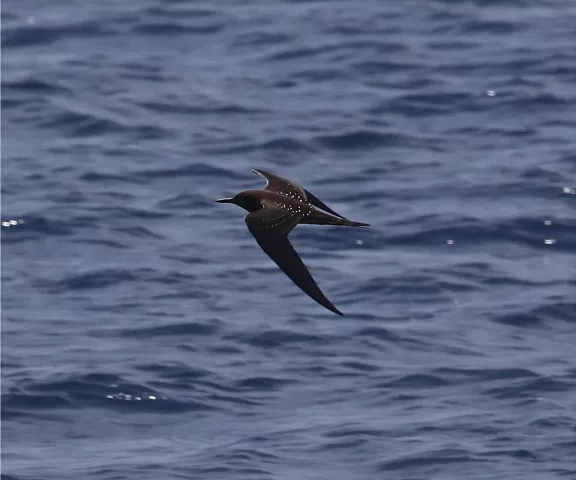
[{"xmin": 216, "ymin": 169, "xmax": 369, "ymax": 315}]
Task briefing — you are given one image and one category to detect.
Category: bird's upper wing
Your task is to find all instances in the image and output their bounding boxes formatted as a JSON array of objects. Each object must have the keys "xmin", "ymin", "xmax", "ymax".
[
  {"xmin": 252, "ymin": 169, "xmax": 307, "ymax": 201},
  {"xmin": 245, "ymin": 206, "xmax": 343, "ymax": 316},
  {"xmin": 252, "ymin": 168, "xmax": 346, "ymax": 219}
]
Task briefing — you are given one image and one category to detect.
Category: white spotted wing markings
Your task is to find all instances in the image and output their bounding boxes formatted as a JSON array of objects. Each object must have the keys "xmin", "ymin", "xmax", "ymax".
[
  {"xmin": 244, "ymin": 196, "xmax": 310, "ymax": 235},
  {"xmin": 245, "ymin": 203, "xmax": 296, "ymax": 234},
  {"xmin": 252, "ymin": 169, "xmax": 306, "ymax": 201},
  {"xmin": 252, "ymin": 168, "xmax": 346, "ymax": 220}
]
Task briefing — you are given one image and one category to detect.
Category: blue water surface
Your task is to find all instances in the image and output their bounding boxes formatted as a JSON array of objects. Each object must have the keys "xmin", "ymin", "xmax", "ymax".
[{"xmin": 2, "ymin": 1, "xmax": 576, "ymax": 479}]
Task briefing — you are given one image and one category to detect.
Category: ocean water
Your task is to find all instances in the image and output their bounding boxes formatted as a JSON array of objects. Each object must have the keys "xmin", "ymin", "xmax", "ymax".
[{"xmin": 2, "ymin": 0, "xmax": 576, "ymax": 479}]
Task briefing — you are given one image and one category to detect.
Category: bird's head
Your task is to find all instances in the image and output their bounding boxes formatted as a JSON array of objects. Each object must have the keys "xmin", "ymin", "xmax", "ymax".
[{"xmin": 216, "ymin": 191, "xmax": 263, "ymax": 213}]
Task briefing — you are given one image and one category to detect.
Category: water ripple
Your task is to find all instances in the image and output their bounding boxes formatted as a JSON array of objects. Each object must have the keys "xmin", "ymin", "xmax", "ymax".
[{"xmin": 3, "ymin": 0, "xmax": 576, "ymax": 479}]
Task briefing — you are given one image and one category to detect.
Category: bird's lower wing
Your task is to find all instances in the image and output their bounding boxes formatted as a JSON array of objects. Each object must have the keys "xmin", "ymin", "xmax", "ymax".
[{"xmin": 246, "ymin": 219, "xmax": 343, "ymax": 316}]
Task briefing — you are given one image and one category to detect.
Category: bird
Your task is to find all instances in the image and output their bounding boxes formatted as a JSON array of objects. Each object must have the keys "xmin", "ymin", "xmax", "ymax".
[{"xmin": 216, "ymin": 169, "xmax": 369, "ymax": 315}]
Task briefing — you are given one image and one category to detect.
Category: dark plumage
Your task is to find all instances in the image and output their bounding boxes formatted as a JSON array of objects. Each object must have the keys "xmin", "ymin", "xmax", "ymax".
[{"xmin": 216, "ymin": 169, "xmax": 369, "ymax": 315}]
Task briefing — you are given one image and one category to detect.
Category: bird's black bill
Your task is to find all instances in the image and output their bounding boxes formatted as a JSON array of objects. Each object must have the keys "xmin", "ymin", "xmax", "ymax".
[{"xmin": 216, "ymin": 198, "xmax": 233, "ymax": 203}]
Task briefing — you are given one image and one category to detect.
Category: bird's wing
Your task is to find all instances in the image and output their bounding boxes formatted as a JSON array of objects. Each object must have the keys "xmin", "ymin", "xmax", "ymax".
[
  {"xmin": 245, "ymin": 200, "xmax": 301, "ymax": 235},
  {"xmin": 252, "ymin": 169, "xmax": 307, "ymax": 200},
  {"xmin": 245, "ymin": 207, "xmax": 343, "ymax": 316},
  {"xmin": 252, "ymin": 168, "xmax": 346, "ymax": 219}
]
